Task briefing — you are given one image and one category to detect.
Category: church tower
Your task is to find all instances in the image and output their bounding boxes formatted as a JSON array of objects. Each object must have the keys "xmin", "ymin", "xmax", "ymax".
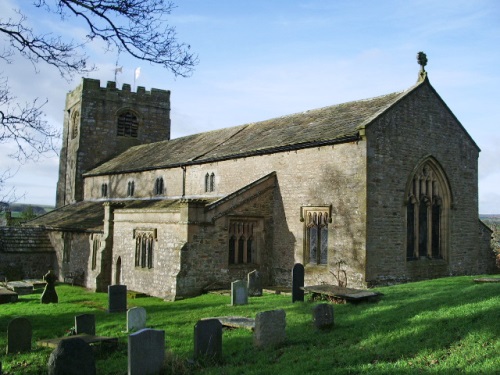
[{"xmin": 56, "ymin": 79, "xmax": 171, "ymax": 207}]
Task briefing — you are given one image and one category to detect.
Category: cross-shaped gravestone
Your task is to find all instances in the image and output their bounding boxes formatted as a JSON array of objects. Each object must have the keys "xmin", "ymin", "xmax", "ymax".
[
  {"xmin": 127, "ymin": 307, "xmax": 147, "ymax": 332},
  {"xmin": 128, "ymin": 329, "xmax": 165, "ymax": 375},
  {"xmin": 292, "ymin": 263, "xmax": 304, "ymax": 302},
  {"xmin": 75, "ymin": 314, "xmax": 95, "ymax": 335},
  {"xmin": 231, "ymin": 280, "xmax": 248, "ymax": 306},
  {"xmin": 194, "ymin": 319, "xmax": 222, "ymax": 361},
  {"xmin": 6, "ymin": 317, "xmax": 32, "ymax": 354}
]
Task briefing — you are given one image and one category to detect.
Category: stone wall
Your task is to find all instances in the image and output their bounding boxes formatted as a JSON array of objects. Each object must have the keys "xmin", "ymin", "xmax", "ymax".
[{"xmin": 364, "ymin": 80, "xmax": 494, "ymax": 284}]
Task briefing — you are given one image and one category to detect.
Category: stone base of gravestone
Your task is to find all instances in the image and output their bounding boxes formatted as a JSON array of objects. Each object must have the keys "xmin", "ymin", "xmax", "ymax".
[
  {"xmin": 253, "ymin": 309, "xmax": 286, "ymax": 348},
  {"xmin": 47, "ymin": 338, "xmax": 96, "ymax": 375},
  {"xmin": 128, "ymin": 329, "xmax": 165, "ymax": 375},
  {"xmin": 194, "ymin": 319, "xmax": 222, "ymax": 361},
  {"xmin": 108, "ymin": 285, "xmax": 127, "ymax": 313},
  {"xmin": 7, "ymin": 317, "xmax": 32, "ymax": 354},
  {"xmin": 313, "ymin": 303, "xmax": 334, "ymax": 330}
]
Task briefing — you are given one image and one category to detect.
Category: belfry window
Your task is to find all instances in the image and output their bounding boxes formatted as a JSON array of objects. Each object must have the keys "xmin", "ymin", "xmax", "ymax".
[
  {"xmin": 228, "ymin": 220, "xmax": 256, "ymax": 265},
  {"xmin": 134, "ymin": 230, "xmax": 155, "ymax": 269},
  {"xmin": 154, "ymin": 177, "xmax": 164, "ymax": 195},
  {"xmin": 117, "ymin": 111, "xmax": 139, "ymax": 137},
  {"xmin": 406, "ymin": 160, "xmax": 451, "ymax": 261}
]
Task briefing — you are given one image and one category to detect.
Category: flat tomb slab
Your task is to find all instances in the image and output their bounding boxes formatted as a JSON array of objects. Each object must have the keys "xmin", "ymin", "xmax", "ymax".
[
  {"xmin": 37, "ymin": 334, "xmax": 118, "ymax": 349},
  {"xmin": 474, "ymin": 278, "xmax": 500, "ymax": 283},
  {"xmin": 204, "ymin": 316, "xmax": 255, "ymax": 331},
  {"xmin": 6, "ymin": 281, "xmax": 34, "ymax": 295},
  {"xmin": 303, "ymin": 285, "xmax": 382, "ymax": 301},
  {"xmin": 0, "ymin": 287, "xmax": 19, "ymax": 304}
]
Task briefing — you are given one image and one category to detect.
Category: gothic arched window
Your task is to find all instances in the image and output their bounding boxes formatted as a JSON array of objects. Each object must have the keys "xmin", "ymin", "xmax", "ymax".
[
  {"xmin": 101, "ymin": 183, "xmax": 108, "ymax": 198},
  {"xmin": 154, "ymin": 177, "xmax": 164, "ymax": 195},
  {"xmin": 406, "ymin": 158, "xmax": 451, "ymax": 261},
  {"xmin": 127, "ymin": 181, "xmax": 135, "ymax": 197}
]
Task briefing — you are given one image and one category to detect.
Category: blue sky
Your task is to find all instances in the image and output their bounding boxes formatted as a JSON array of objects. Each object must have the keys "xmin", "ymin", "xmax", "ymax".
[{"xmin": 1, "ymin": 0, "xmax": 499, "ymax": 213}]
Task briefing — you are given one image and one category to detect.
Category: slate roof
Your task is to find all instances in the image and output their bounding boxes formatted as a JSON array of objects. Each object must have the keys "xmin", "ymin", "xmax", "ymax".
[
  {"xmin": 85, "ymin": 87, "xmax": 414, "ymax": 176},
  {"xmin": 25, "ymin": 198, "xmax": 214, "ymax": 231}
]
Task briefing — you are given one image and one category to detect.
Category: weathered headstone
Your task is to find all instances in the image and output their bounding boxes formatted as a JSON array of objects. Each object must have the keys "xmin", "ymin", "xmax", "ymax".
[
  {"xmin": 6, "ymin": 317, "xmax": 32, "ymax": 354},
  {"xmin": 194, "ymin": 319, "xmax": 222, "ymax": 361},
  {"xmin": 41, "ymin": 270, "xmax": 58, "ymax": 304},
  {"xmin": 231, "ymin": 280, "xmax": 248, "ymax": 306},
  {"xmin": 127, "ymin": 307, "xmax": 147, "ymax": 332},
  {"xmin": 75, "ymin": 314, "xmax": 95, "ymax": 336},
  {"xmin": 247, "ymin": 270, "xmax": 262, "ymax": 297},
  {"xmin": 292, "ymin": 263, "xmax": 304, "ymax": 303},
  {"xmin": 47, "ymin": 337, "xmax": 96, "ymax": 375},
  {"xmin": 128, "ymin": 329, "xmax": 165, "ymax": 375},
  {"xmin": 108, "ymin": 285, "xmax": 127, "ymax": 313},
  {"xmin": 312, "ymin": 303, "xmax": 334, "ymax": 330},
  {"xmin": 253, "ymin": 309, "xmax": 286, "ymax": 348}
]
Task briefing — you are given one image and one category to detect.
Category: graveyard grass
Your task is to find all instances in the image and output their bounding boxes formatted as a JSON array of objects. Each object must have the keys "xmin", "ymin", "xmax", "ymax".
[{"xmin": 1, "ymin": 276, "xmax": 499, "ymax": 374}]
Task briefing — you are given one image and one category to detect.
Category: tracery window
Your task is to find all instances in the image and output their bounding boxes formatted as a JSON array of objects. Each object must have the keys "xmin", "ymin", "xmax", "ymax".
[
  {"xmin": 134, "ymin": 230, "xmax": 156, "ymax": 269},
  {"xmin": 154, "ymin": 177, "xmax": 164, "ymax": 195},
  {"xmin": 117, "ymin": 111, "xmax": 139, "ymax": 137},
  {"xmin": 406, "ymin": 159, "xmax": 451, "ymax": 261},
  {"xmin": 127, "ymin": 181, "xmax": 135, "ymax": 197},
  {"xmin": 302, "ymin": 207, "xmax": 329, "ymax": 265},
  {"xmin": 228, "ymin": 220, "xmax": 255, "ymax": 265}
]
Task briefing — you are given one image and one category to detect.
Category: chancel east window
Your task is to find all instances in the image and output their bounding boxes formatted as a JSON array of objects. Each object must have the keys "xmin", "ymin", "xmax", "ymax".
[
  {"xmin": 228, "ymin": 220, "xmax": 256, "ymax": 265},
  {"xmin": 134, "ymin": 230, "xmax": 156, "ymax": 269},
  {"xmin": 117, "ymin": 111, "xmax": 139, "ymax": 137},
  {"xmin": 302, "ymin": 207, "xmax": 330, "ymax": 265},
  {"xmin": 406, "ymin": 159, "xmax": 451, "ymax": 261}
]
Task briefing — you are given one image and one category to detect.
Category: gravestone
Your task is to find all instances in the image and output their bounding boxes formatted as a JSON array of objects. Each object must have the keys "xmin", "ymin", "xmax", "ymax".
[
  {"xmin": 231, "ymin": 280, "xmax": 248, "ymax": 306},
  {"xmin": 313, "ymin": 303, "xmax": 334, "ymax": 330},
  {"xmin": 75, "ymin": 314, "xmax": 95, "ymax": 335},
  {"xmin": 128, "ymin": 329, "xmax": 165, "ymax": 375},
  {"xmin": 47, "ymin": 337, "xmax": 96, "ymax": 375},
  {"xmin": 247, "ymin": 270, "xmax": 262, "ymax": 297},
  {"xmin": 0, "ymin": 287, "xmax": 18, "ymax": 304},
  {"xmin": 127, "ymin": 307, "xmax": 147, "ymax": 332},
  {"xmin": 6, "ymin": 281, "xmax": 34, "ymax": 295},
  {"xmin": 194, "ymin": 319, "xmax": 222, "ymax": 361},
  {"xmin": 253, "ymin": 309, "xmax": 286, "ymax": 348},
  {"xmin": 41, "ymin": 270, "xmax": 58, "ymax": 304},
  {"xmin": 108, "ymin": 285, "xmax": 127, "ymax": 313},
  {"xmin": 292, "ymin": 263, "xmax": 304, "ymax": 303},
  {"xmin": 6, "ymin": 317, "xmax": 32, "ymax": 354}
]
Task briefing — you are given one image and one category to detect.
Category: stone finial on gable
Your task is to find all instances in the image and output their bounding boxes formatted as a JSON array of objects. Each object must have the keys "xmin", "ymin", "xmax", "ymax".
[{"xmin": 417, "ymin": 51, "xmax": 428, "ymax": 82}]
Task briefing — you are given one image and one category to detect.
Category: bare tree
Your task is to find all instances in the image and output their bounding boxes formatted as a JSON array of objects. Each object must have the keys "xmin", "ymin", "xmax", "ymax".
[{"xmin": 0, "ymin": 0, "xmax": 197, "ymax": 199}]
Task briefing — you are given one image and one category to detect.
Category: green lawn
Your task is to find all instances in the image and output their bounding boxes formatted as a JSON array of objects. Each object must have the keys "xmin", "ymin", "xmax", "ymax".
[{"xmin": 1, "ymin": 276, "xmax": 499, "ymax": 374}]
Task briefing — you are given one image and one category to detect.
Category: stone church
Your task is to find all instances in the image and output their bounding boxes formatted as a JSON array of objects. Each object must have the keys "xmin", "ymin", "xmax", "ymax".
[{"xmin": 5, "ymin": 55, "xmax": 495, "ymax": 300}]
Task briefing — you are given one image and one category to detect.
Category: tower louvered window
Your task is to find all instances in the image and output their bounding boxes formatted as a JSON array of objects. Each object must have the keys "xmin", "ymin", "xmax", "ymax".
[{"xmin": 117, "ymin": 111, "xmax": 139, "ymax": 137}]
